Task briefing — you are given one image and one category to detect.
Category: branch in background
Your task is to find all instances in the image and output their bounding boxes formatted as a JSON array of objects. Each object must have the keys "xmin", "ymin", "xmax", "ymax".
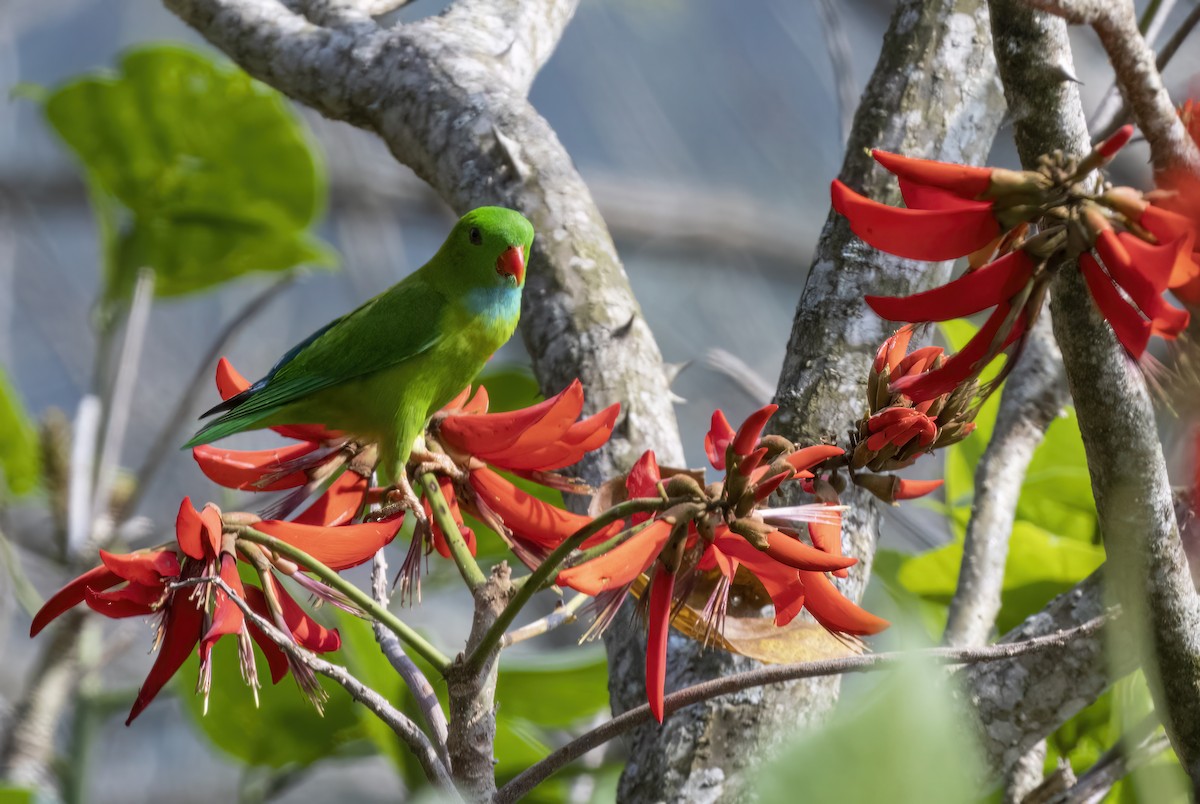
[
  {"xmin": 500, "ymin": 592, "xmax": 587, "ymax": 649},
  {"xmin": 1025, "ymin": 713, "xmax": 1170, "ymax": 804},
  {"xmin": 1028, "ymin": 0, "xmax": 1200, "ymax": 175},
  {"xmin": 176, "ymin": 575, "xmax": 456, "ymax": 793},
  {"xmin": 1092, "ymin": 1, "xmax": 1200, "ymax": 140},
  {"xmin": 370, "ymin": 550, "xmax": 451, "ymax": 772},
  {"xmin": 119, "ymin": 272, "xmax": 294, "ymax": 521},
  {"xmin": 944, "ymin": 314, "xmax": 1068, "ymax": 647},
  {"xmin": 1086, "ymin": 0, "xmax": 1178, "ymax": 133},
  {"xmin": 493, "ymin": 615, "xmax": 1109, "ymax": 804}
]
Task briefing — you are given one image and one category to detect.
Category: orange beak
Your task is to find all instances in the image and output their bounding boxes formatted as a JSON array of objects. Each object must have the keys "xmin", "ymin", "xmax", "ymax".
[{"xmin": 497, "ymin": 245, "xmax": 525, "ymax": 286}]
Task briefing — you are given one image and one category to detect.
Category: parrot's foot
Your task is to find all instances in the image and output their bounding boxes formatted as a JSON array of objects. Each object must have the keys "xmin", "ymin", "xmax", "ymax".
[
  {"xmin": 409, "ymin": 447, "xmax": 465, "ymax": 481},
  {"xmin": 385, "ymin": 474, "xmax": 425, "ymax": 524}
]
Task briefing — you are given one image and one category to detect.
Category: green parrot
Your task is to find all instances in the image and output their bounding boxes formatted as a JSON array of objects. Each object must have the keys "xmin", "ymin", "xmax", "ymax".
[{"xmin": 185, "ymin": 206, "xmax": 534, "ymax": 507}]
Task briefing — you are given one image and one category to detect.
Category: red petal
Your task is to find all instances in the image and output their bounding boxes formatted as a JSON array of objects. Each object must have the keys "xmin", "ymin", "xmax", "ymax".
[
  {"xmin": 254, "ymin": 517, "xmax": 405, "ymax": 571},
  {"xmin": 646, "ymin": 565, "xmax": 674, "ymax": 724},
  {"xmin": 1097, "ymin": 125, "xmax": 1134, "ymax": 159},
  {"xmin": 1079, "ymin": 253, "xmax": 1153, "ymax": 357},
  {"xmin": 894, "ymin": 478, "xmax": 945, "ymax": 500},
  {"xmin": 625, "ymin": 450, "xmax": 662, "ymax": 503},
  {"xmin": 267, "ymin": 574, "xmax": 340, "ymax": 653},
  {"xmin": 871, "ymin": 150, "xmax": 993, "ymax": 199},
  {"xmin": 831, "ymin": 179, "xmax": 1002, "ymax": 261},
  {"xmin": 175, "ymin": 498, "xmax": 223, "ymax": 561},
  {"xmin": 98, "ymin": 549, "xmax": 180, "ymax": 586},
  {"xmin": 799, "ymin": 570, "xmax": 890, "ymax": 636},
  {"xmin": 556, "ymin": 520, "xmax": 672, "ymax": 595},
  {"xmin": 429, "ymin": 477, "xmax": 476, "ymax": 558},
  {"xmin": 463, "ymin": 386, "xmax": 490, "ymax": 414},
  {"xmin": 486, "ymin": 403, "xmax": 620, "ymax": 471},
  {"xmin": 440, "ymin": 381, "xmax": 583, "ymax": 457},
  {"xmin": 293, "ymin": 471, "xmax": 368, "ymax": 527},
  {"xmin": 215, "ymin": 357, "xmax": 251, "ymax": 399},
  {"xmin": 243, "ymin": 586, "xmax": 289, "ymax": 684},
  {"xmin": 441, "ymin": 386, "xmax": 473, "ymax": 413},
  {"xmin": 704, "ymin": 410, "xmax": 736, "ymax": 470},
  {"xmin": 192, "ymin": 443, "xmax": 317, "ymax": 491},
  {"xmin": 890, "ymin": 301, "xmax": 1015, "ymax": 401},
  {"xmin": 84, "ymin": 585, "xmax": 160, "ymax": 619},
  {"xmin": 467, "ymin": 467, "xmax": 621, "ymax": 551},
  {"xmin": 785, "ymin": 445, "xmax": 844, "ymax": 473},
  {"xmin": 753, "ymin": 471, "xmax": 792, "ymax": 502},
  {"xmin": 762, "ymin": 531, "xmax": 857, "ymax": 572},
  {"xmin": 875, "ymin": 326, "xmax": 914, "ymax": 373},
  {"xmin": 732, "ymin": 405, "xmax": 778, "ymax": 457},
  {"xmin": 126, "ymin": 590, "xmax": 205, "ymax": 724},
  {"xmin": 203, "ymin": 554, "xmax": 246, "ymax": 648},
  {"xmin": 865, "ymin": 249, "xmax": 1034, "ymax": 323},
  {"xmin": 736, "ymin": 548, "xmax": 807, "ymax": 625},
  {"xmin": 808, "ymin": 506, "xmax": 847, "ymax": 579},
  {"xmin": 30, "ymin": 565, "xmax": 123, "ymax": 636}
]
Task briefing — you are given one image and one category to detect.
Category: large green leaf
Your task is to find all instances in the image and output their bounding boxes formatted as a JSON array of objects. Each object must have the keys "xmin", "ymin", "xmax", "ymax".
[
  {"xmin": 41, "ymin": 45, "xmax": 334, "ymax": 302},
  {"xmin": 496, "ymin": 649, "xmax": 609, "ymax": 728},
  {"xmin": 0, "ymin": 368, "xmax": 40, "ymax": 497},
  {"xmin": 754, "ymin": 659, "xmax": 983, "ymax": 804}
]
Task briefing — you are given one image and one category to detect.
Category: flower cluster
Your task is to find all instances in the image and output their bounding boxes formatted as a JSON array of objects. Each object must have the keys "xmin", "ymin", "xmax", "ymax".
[
  {"xmin": 833, "ymin": 125, "xmax": 1199, "ymax": 392},
  {"xmin": 848, "ymin": 326, "xmax": 974, "ymax": 501},
  {"xmin": 29, "ymin": 497, "xmax": 380, "ymax": 723},
  {"xmin": 556, "ymin": 404, "xmax": 889, "ymax": 722}
]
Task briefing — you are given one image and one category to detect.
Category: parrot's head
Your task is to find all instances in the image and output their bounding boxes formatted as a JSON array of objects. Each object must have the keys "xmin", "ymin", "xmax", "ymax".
[{"xmin": 451, "ymin": 206, "xmax": 535, "ymax": 290}]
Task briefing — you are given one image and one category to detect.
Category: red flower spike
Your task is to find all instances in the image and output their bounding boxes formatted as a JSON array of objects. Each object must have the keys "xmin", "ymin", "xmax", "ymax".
[
  {"xmin": 1097, "ymin": 125, "xmax": 1134, "ymax": 160},
  {"xmin": 243, "ymin": 586, "xmax": 290, "ymax": 684},
  {"xmin": 1095, "ymin": 232, "xmax": 1191, "ymax": 339},
  {"xmin": 785, "ymin": 445, "xmax": 845, "ymax": 474},
  {"xmin": 646, "ymin": 565, "xmax": 675, "ymax": 724},
  {"xmin": 704, "ymin": 410, "xmax": 736, "ymax": 470},
  {"xmin": 731, "ymin": 404, "xmax": 778, "ymax": 457},
  {"xmin": 192, "ymin": 443, "xmax": 317, "ymax": 491},
  {"xmin": 292, "ymin": 471, "xmax": 369, "ymax": 527},
  {"xmin": 556, "ymin": 520, "xmax": 673, "ymax": 595},
  {"xmin": 831, "ymin": 179, "xmax": 1002, "ymax": 261},
  {"xmin": 870, "ymin": 150, "xmax": 994, "ymax": 199},
  {"xmin": 98, "ymin": 549, "xmax": 179, "ymax": 587},
  {"xmin": 440, "ymin": 381, "xmax": 584, "ymax": 456},
  {"xmin": 1079, "ymin": 254, "xmax": 1153, "ymax": 357},
  {"xmin": 762, "ymin": 531, "xmax": 858, "ymax": 573},
  {"xmin": 126, "ymin": 591, "xmax": 206, "ymax": 725},
  {"xmin": 894, "ymin": 478, "xmax": 945, "ymax": 500},
  {"xmin": 865, "ymin": 249, "xmax": 1035, "ymax": 324},
  {"xmin": 799, "ymin": 570, "xmax": 890, "ymax": 636},
  {"xmin": 254, "ymin": 517, "xmax": 405, "ymax": 571},
  {"xmin": 30, "ymin": 565, "xmax": 123, "ymax": 636},
  {"xmin": 890, "ymin": 301, "xmax": 1015, "ymax": 401},
  {"xmin": 468, "ymin": 468, "xmax": 623, "ymax": 551}
]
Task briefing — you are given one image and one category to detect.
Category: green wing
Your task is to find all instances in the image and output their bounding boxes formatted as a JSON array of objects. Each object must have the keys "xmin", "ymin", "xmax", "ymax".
[{"xmin": 185, "ymin": 278, "xmax": 449, "ymax": 447}]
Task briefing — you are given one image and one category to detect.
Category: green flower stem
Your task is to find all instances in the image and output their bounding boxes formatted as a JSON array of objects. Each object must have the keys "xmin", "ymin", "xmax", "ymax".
[
  {"xmin": 464, "ymin": 495, "xmax": 682, "ymax": 675},
  {"xmin": 419, "ymin": 472, "xmax": 487, "ymax": 592},
  {"xmin": 233, "ymin": 525, "xmax": 452, "ymax": 674}
]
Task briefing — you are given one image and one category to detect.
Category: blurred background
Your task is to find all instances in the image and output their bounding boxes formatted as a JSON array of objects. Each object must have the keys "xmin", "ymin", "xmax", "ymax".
[{"xmin": 2, "ymin": 0, "xmax": 1199, "ymax": 801}]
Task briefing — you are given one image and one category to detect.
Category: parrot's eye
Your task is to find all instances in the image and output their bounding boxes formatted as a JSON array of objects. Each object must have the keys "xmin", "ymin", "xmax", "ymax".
[{"xmin": 468, "ymin": 227, "xmax": 483, "ymax": 246}]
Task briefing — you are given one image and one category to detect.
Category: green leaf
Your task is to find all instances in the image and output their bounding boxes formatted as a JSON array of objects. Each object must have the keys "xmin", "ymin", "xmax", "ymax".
[
  {"xmin": 179, "ymin": 614, "xmax": 364, "ymax": 769},
  {"xmin": 40, "ymin": 45, "xmax": 333, "ymax": 302},
  {"xmin": 0, "ymin": 786, "xmax": 37, "ymax": 804},
  {"xmin": 496, "ymin": 648, "xmax": 609, "ymax": 728},
  {"xmin": 754, "ymin": 659, "xmax": 984, "ymax": 804},
  {"xmin": 0, "ymin": 368, "xmax": 41, "ymax": 497}
]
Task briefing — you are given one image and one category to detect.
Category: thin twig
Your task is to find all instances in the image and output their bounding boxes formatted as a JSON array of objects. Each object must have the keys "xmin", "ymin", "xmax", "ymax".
[
  {"xmin": 500, "ymin": 592, "xmax": 589, "ymax": 649},
  {"xmin": 494, "ymin": 615, "xmax": 1110, "ymax": 804},
  {"xmin": 1087, "ymin": 0, "xmax": 1177, "ymax": 132},
  {"xmin": 231, "ymin": 524, "xmax": 452, "ymax": 672},
  {"xmin": 91, "ymin": 269, "xmax": 154, "ymax": 538},
  {"xmin": 813, "ymin": 0, "xmax": 856, "ymax": 145},
  {"xmin": 119, "ymin": 273, "xmax": 294, "ymax": 520},
  {"xmin": 66, "ymin": 396, "xmax": 100, "ymax": 556},
  {"xmin": 176, "ymin": 575, "xmax": 457, "ymax": 793},
  {"xmin": 369, "ymin": 550, "xmax": 451, "ymax": 770}
]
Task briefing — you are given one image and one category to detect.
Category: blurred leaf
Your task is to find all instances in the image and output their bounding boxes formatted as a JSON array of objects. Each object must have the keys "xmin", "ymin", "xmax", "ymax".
[
  {"xmin": 0, "ymin": 786, "xmax": 36, "ymax": 804},
  {"xmin": 0, "ymin": 369, "xmax": 41, "ymax": 497},
  {"xmin": 755, "ymin": 659, "xmax": 983, "ymax": 804},
  {"xmin": 496, "ymin": 648, "xmax": 609, "ymax": 728},
  {"xmin": 1015, "ymin": 406, "xmax": 1096, "ymax": 542},
  {"xmin": 41, "ymin": 45, "xmax": 333, "ymax": 303},
  {"xmin": 883, "ymin": 522, "xmax": 1103, "ymax": 638},
  {"xmin": 179, "ymin": 621, "xmax": 363, "ymax": 769}
]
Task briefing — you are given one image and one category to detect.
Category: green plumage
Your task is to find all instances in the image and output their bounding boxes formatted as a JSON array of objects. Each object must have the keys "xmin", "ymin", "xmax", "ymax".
[{"xmin": 185, "ymin": 207, "xmax": 534, "ymax": 483}]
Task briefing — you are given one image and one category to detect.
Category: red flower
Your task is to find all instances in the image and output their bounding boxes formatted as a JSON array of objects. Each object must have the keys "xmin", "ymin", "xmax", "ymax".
[
  {"xmin": 557, "ymin": 406, "xmax": 887, "ymax": 721},
  {"xmin": 30, "ymin": 498, "xmax": 345, "ymax": 723}
]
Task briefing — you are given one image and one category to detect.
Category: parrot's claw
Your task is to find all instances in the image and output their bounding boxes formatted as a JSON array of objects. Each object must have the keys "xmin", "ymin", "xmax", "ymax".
[
  {"xmin": 386, "ymin": 476, "xmax": 426, "ymax": 525},
  {"xmin": 409, "ymin": 447, "xmax": 464, "ymax": 480}
]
